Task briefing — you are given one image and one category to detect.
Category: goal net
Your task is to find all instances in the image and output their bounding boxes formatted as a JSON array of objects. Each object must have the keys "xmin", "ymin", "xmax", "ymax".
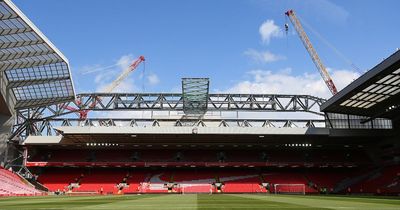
[
  {"xmin": 274, "ymin": 184, "xmax": 305, "ymax": 195},
  {"xmin": 178, "ymin": 183, "xmax": 213, "ymax": 194}
]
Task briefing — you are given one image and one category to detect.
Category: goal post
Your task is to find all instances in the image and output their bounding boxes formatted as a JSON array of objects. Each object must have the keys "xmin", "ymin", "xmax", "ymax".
[
  {"xmin": 274, "ymin": 184, "xmax": 306, "ymax": 195},
  {"xmin": 178, "ymin": 183, "xmax": 213, "ymax": 194}
]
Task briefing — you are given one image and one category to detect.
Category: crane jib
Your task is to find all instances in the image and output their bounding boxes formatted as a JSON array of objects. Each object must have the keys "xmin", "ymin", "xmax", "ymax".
[{"xmin": 285, "ymin": 9, "xmax": 338, "ymax": 95}]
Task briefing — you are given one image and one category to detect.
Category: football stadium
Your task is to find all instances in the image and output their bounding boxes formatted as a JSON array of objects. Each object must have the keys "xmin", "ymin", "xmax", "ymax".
[{"xmin": 0, "ymin": 0, "xmax": 399, "ymax": 209}]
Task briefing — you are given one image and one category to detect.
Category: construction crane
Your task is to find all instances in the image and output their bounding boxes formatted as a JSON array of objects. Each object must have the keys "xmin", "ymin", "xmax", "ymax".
[
  {"xmin": 285, "ymin": 9, "xmax": 338, "ymax": 95},
  {"xmin": 63, "ymin": 55, "xmax": 145, "ymax": 119}
]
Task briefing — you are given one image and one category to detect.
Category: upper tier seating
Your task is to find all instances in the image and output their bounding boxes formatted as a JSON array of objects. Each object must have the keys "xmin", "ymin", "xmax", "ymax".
[{"xmin": 28, "ymin": 149, "xmax": 371, "ymax": 166}]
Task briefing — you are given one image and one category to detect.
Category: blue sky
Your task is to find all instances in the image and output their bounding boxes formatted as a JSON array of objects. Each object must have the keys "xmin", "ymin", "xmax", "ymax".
[{"xmin": 14, "ymin": 0, "xmax": 400, "ymax": 99}]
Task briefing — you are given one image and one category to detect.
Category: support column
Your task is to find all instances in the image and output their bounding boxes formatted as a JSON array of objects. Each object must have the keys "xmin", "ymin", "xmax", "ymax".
[{"xmin": 0, "ymin": 114, "xmax": 14, "ymax": 167}]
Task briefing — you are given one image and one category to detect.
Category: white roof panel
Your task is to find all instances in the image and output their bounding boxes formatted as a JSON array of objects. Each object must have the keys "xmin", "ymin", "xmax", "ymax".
[{"xmin": 0, "ymin": 0, "xmax": 75, "ymax": 109}]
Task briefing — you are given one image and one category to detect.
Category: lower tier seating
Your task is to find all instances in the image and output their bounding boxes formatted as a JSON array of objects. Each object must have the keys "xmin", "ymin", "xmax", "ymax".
[
  {"xmin": 32, "ymin": 165, "xmax": 400, "ymax": 195},
  {"xmin": 0, "ymin": 166, "xmax": 43, "ymax": 196},
  {"xmin": 34, "ymin": 167, "xmax": 393, "ymax": 194},
  {"xmin": 349, "ymin": 165, "xmax": 400, "ymax": 194}
]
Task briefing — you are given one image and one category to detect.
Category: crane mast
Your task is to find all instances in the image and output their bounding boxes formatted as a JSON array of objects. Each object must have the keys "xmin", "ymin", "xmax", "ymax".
[{"xmin": 285, "ymin": 9, "xmax": 338, "ymax": 95}]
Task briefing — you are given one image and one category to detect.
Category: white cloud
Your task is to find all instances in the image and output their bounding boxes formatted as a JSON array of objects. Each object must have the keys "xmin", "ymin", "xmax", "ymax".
[
  {"xmin": 147, "ymin": 73, "xmax": 160, "ymax": 86},
  {"xmin": 328, "ymin": 68, "xmax": 360, "ymax": 91},
  {"xmin": 94, "ymin": 69, "xmax": 116, "ymax": 84},
  {"xmin": 116, "ymin": 54, "xmax": 135, "ymax": 70},
  {"xmin": 244, "ymin": 49, "xmax": 285, "ymax": 63},
  {"xmin": 225, "ymin": 68, "xmax": 360, "ymax": 99},
  {"xmin": 93, "ymin": 54, "xmax": 139, "ymax": 93},
  {"xmin": 259, "ymin": 19, "xmax": 283, "ymax": 44}
]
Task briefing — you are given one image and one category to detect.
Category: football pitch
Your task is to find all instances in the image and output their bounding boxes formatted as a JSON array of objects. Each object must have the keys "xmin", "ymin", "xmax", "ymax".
[{"xmin": 0, "ymin": 194, "xmax": 399, "ymax": 210}]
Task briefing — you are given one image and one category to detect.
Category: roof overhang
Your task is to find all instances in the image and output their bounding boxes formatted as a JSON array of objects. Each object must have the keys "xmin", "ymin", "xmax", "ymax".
[
  {"xmin": 24, "ymin": 126, "xmax": 392, "ymax": 145},
  {"xmin": 55, "ymin": 126, "xmax": 328, "ymax": 136},
  {"xmin": 23, "ymin": 135, "xmax": 62, "ymax": 145},
  {"xmin": 0, "ymin": 0, "xmax": 75, "ymax": 110},
  {"xmin": 26, "ymin": 126, "xmax": 329, "ymax": 145},
  {"xmin": 321, "ymin": 50, "xmax": 400, "ymax": 120}
]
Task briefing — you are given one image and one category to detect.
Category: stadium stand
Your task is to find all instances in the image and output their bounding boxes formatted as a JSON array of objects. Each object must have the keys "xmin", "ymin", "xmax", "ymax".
[
  {"xmin": 0, "ymin": 166, "xmax": 43, "ymax": 196},
  {"xmin": 32, "ymin": 167, "xmax": 372, "ymax": 194},
  {"xmin": 0, "ymin": 0, "xmax": 399, "ymax": 198},
  {"xmin": 31, "ymin": 161, "xmax": 400, "ymax": 195},
  {"xmin": 36, "ymin": 168, "xmax": 84, "ymax": 192},
  {"xmin": 25, "ymin": 147, "xmax": 393, "ymax": 195},
  {"xmin": 218, "ymin": 171, "xmax": 265, "ymax": 193},
  {"xmin": 349, "ymin": 165, "xmax": 400, "ymax": 194}
]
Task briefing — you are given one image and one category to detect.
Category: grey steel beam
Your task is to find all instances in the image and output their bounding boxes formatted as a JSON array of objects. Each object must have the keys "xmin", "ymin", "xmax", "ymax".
[
  {"xmin": 15, "ymin": 93, "xmax": 326, "ymax": 120},
  {"xmin": 10, "ymin": 93, "xmax": 326, "ymax": 141},
  {"xmin": 0, "ymin": 33, "xmax": 44, "ymax": 49},
  {"xmin": 0, "ymin": 25, "xmax": 32, "ymax": 36},
  {"xmin": 13, "ymin": 118, "xmax": 327, "ymax": 138},
  {"xmin": 7, "ymin": 76, "xmax": 71, "ymax": 88},
  {"xmin": 0, "ymin": 45, "xmax": 54, "ymax": 61},
  {"xmin": 14, "ymin": 96, "xmax": 75, "ymax": 109},
  {"xmin": 0, "ymin": 53, "xmax": 62, "ymax": 72}
]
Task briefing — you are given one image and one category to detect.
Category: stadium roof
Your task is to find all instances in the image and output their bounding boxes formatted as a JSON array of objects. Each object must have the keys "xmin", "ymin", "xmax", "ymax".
[
  {"xmin": 321, "ymin": 50, "xmax": 400, "ymax": 120},
  {"xmin": 24, "ymin": 126, "xmax": 329, "ymax": 145},
  {"xmin": 0, "ymin": 0, "xmax": 75, "ymax": 110}
]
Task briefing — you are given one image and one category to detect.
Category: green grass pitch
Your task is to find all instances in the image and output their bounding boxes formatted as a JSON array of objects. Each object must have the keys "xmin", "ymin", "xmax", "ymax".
[{"xmin": 0, "ymin": 194, "xmax": 399, "ymax": 210}]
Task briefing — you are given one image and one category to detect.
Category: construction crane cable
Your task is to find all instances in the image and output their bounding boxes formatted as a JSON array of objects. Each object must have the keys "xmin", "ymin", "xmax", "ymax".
[
  {"xmin": 285, "ymin": 15, "xmax": 289, "ymax": 50},
  {"xmin": 142, "ymin": 60, "xmax": 146, "ymax": 92},
  {"xmin": 296, "ymin": 14, "xmax": 363, "ymax": 73},
  {"xmin": 80, "ymin": 63, "xmax": 118, "ymax": 75}
]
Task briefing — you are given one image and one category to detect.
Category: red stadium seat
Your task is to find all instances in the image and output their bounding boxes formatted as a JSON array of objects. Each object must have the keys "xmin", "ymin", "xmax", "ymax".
[{"xmin": 0, "ymin": 167, "xmax": 43, "ymax": 196}]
